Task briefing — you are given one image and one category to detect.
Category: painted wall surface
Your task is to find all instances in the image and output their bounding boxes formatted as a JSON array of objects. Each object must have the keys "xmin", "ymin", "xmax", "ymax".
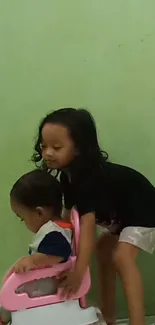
[{"xmin": 0, "ymin": 0, "xmax": 155, "ymax": 318}]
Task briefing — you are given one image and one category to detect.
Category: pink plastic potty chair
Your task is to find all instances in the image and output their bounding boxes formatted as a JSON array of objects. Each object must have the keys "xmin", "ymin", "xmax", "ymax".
[{"xmin": 0, "ymin": 209, "xmax": 98, "ymax": 325}]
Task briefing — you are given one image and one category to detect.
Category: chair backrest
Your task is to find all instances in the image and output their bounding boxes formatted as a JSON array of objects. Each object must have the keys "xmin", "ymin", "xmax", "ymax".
[
  {"xmin": 0, "ymin": 209, "xmax": 90, "ymax": 311},
  {"xmin": 71, "ymin": 208, "xmax": 80, "ymax": 255},
  {"xmin": 71, "ymin": 209, "xmax": 87, "ymax": 308}
]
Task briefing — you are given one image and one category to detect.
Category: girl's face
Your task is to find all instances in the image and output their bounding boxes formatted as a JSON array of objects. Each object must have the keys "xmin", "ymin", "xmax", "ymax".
[
  {"xmin": 10, "ymin": 198, "xmax": 49, "ymax": 233},
  {"xmin": 41, "ymin": 123, "xmax": 77, "ymax": 169}
]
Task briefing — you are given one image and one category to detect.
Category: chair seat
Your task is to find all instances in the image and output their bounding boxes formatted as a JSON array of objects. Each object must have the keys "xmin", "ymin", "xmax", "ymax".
[
  {"xmin": 1, "ymin": 257, "xmax": 90, "ymax": 311},
  {"xmin": 11, "ymin": 300, "xmax": 98, "ymax": 325},
  {"xmin": 0, "ymin": 209, "xmax": 92, "ymax": 325}
]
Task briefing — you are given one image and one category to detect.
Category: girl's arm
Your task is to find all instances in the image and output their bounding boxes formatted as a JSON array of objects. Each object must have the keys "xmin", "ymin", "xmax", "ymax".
[
  {"xmin": 59, "ymin": 212, "xmax": 96, "ymax": 297},
  {"xmin": 63, "ymin": 210, "xmax": 96, "ymax": 274},
  {"xmin": 75, "ymin": 212, "xmax": 96, "ymax": 276}
]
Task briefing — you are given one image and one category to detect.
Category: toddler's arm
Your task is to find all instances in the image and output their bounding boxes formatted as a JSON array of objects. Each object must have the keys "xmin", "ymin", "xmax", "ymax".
[
  {"xmin": 14, "ymin": 231, "xmax": 72, "ymax": 273},
  {"xmin": 13, "ymin": 254, "xmax": 63, "ymax": 273}
]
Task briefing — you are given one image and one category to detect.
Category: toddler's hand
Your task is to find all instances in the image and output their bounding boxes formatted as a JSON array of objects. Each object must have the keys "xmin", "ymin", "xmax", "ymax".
[{"xmin": 13, "ymin": 256, "xmax": 36, "ymax": 273}]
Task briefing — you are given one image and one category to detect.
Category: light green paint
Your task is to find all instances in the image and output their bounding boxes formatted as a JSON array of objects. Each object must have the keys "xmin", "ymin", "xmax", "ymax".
[{"xmin": 0, "ymin": 0, "xmax": 155, "ymax": 318}]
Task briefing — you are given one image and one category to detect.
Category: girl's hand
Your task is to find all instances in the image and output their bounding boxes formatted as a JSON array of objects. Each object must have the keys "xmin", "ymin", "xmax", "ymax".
[
  {"xmin": 13, "ymin": 256, "xmax": 36, "ymax": 273},
  {"xmin": 59, "ymin": 269, "xmax": 83, "ymax": 299}
]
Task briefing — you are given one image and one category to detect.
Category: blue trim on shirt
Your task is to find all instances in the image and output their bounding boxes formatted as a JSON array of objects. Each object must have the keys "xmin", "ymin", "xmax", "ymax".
[{"xmin": 37, "ymin": 231, "xmax": 71, "ymax": 261}]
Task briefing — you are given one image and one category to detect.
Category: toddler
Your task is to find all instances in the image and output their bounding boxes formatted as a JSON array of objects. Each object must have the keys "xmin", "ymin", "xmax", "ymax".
[{"xmin": 0, "ymin": 169, "xmax": 72, "ymax": 324}]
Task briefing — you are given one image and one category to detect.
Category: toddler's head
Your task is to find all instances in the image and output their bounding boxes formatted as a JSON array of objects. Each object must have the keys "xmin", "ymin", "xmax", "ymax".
[
  {"xmin": 10, "ymin": 169, "xmax": 62, "ymax": 233},
  {"xmin": 32, "ymin": 108, "xmax": 107, "ymax": 171}
]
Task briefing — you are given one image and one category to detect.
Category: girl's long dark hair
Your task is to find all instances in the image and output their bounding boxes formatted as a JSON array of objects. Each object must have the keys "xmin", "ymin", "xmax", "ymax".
[{"xmin": 32, "ymin": 108, "xmax": 108, "ymax": 177}]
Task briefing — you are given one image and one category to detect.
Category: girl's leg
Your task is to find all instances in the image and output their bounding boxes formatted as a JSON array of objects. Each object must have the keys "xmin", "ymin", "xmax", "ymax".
[
  {"xmin": 113, "ymin": 242, "xmax": 144, "ymax": 325},
  {"xmin": 96, "ymin": 232, "xmax": 118, "ymax": 325}
]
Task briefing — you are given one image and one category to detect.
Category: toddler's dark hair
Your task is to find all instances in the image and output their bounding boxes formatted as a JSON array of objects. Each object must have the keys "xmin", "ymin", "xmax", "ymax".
[
  {"xmin": 10, "ymin": 169, "xmax": 62, "ymax": 216},
  {"xmin": 32, "ymin": 108, "xmax": 108, "ymax": 173}
]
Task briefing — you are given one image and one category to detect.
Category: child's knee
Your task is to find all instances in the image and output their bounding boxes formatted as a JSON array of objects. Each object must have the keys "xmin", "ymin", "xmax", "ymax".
[
  {"xmin": 113, "ymin": 242, "xmax": 139, "ymax": 271},
  {"xmin": 113, "ymin": 249, "xmax": 128, "ymax": 270}
]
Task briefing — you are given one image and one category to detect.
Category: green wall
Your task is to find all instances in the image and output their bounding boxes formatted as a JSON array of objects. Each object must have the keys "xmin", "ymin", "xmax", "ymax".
[{"xmin": 0, "ymin": 0, "xmax": 155, "ymax": 318}]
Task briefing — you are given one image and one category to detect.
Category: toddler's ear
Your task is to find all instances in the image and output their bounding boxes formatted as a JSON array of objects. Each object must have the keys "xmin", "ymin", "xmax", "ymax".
[{"xmin": 36, "ymin": 206, "xmax": 44, "ymax": 217}]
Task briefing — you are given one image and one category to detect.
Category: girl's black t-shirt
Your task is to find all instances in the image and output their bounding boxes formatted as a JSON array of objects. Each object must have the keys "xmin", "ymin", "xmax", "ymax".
[{"xmin": 60, "ymin": 162, "xmax": 155, "ymax": 229}]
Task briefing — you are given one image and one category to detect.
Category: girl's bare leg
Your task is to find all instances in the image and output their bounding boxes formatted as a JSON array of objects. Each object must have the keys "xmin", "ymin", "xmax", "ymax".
[
  {"xmin": 113, "ymin": 242, "xmax": 145, "ymax": 325},
  {"xmin": 96, "ymin": 232, "xmax": 118, "ymax": 325}
]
